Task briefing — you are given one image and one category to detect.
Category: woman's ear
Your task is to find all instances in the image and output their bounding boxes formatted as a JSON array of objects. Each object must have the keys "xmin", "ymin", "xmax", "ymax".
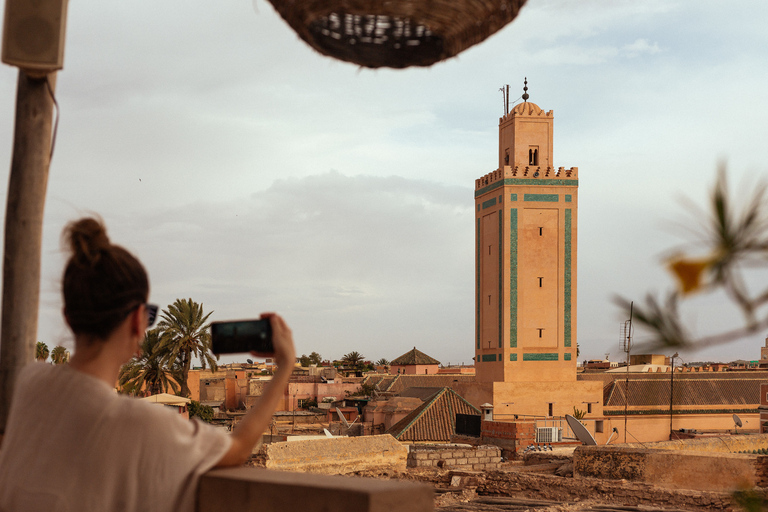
[{"xmin": 129, "ymin": 306, "xmax": 144, "ymax": 337}]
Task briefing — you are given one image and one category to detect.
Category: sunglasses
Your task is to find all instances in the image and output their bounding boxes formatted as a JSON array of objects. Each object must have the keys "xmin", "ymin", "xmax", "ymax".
[{"xmin": 145, "ymin": 303, "xmax": 158, "ymax": 327}]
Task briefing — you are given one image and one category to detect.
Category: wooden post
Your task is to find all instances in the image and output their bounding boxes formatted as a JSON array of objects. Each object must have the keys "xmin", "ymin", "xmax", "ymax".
[{"xmin": 0, "ymin": 70, "xmax": 56, "ymax": 433}]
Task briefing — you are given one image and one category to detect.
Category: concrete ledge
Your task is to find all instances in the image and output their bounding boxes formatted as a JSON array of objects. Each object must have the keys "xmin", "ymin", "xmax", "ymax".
[
  {"xmin": 623, "ymin": 433, "xmax": 768, "ymax": 453},
  {"xmin": 575, "ymin": 445, "xmax": 767, "ymax": 492},
  {"xmin": 199, "ymin": 467, "xmax": 434, "ymax": 512},
  {"xmin": 263, "ymin": 434, "xmax": 407, "ymax": 474}
]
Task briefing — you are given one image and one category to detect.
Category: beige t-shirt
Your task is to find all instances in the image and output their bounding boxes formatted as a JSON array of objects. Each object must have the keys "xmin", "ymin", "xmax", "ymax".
[{"xmin": 0, "ymin": 362, "xmax": 231, "ymax": 512}]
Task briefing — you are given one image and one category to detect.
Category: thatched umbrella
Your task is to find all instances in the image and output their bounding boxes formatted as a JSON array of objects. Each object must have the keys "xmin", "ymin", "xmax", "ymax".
[{"xmin": 266, "ymin": 0, "xmax": 528, "ymax": 68}]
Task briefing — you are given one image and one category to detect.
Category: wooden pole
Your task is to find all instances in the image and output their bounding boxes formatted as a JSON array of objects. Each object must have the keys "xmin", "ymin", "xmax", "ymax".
[{"xmin": 0, "ymin": 70, "xmax": 56, "ymax": 434}]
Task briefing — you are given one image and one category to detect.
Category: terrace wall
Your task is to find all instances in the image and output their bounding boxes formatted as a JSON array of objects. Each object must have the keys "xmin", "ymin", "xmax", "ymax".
[{"xmin": 407, "ymin": 444, "xmax": 501, "ymax": 470}]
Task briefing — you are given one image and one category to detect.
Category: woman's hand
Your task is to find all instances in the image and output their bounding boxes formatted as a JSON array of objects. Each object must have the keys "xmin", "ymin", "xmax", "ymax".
[
  {"xmin": 217, "ymin": 312, "xmax": 296, "ymax": 467},
  {"xmin": 251, "ymin": 313, "xmax": 295, "ymax": 366}
]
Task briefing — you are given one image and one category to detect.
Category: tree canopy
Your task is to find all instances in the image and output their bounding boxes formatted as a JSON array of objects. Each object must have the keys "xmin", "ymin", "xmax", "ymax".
[
  {"xmin": 35, "ymin": 341, "xmax": 49, "ymax": 362},
  {"xmin": 156, "ymin": 298, "xmax": 218, "ymax": 398},
  {"xmin": 118, "ymin": 329, "xmax": 181, "ymax": 396}
]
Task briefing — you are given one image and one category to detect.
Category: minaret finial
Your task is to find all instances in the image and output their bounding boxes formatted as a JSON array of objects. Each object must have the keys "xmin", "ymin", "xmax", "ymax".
[{"xmin": 522, "ymin": 77, "xmax": 529, "ymax": 102}]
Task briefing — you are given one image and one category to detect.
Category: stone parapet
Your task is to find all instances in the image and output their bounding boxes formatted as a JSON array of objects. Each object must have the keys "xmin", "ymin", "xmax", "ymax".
[
  {"xmin": 574, "ymin": 444, "xmax": 768, "ymax": 492},
  {"xmin": 407, "ymin": 444, "xmax": 501, "ymax": 471},
  {"xmin": 263, "ymin": 434, "xmax": 407, "ymax": 474},
  {"xmin": 199, "ymin": 467, "xmax": 433, "ymax": 512}
]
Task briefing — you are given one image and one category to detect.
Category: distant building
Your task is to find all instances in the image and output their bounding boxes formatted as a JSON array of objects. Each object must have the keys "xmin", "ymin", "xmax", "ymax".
[
  {"xmin": 389, "ymin": 347, "xmax": 440, "ymax": 375},
  {"xmin": 141, "ymin": 393, "xmax": 191, "ymax": 419}
]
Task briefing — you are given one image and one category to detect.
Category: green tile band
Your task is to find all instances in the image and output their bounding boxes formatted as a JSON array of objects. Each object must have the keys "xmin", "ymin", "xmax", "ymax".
[
  {"xmin": 523, "ymin": 353, "xmax": 559, "ymax": 361},
  {"xmin": 510, "ymin": 353, "xmax": 518, "ymax": 361},
  {"xmin": 498, "ymin": 210, "xmax": 503, "ymax": 348},
  {"xmin": 565, "ymin": 194, "xmax": 572, "ymax": 202},
  {"xmin": 482, "ymin": 197, "xmax": 497, "ymax": 209},
  {"xmin": 475, "ymin": 178, "xmax": 578, "ymax": 197},
  {"xmin": 510, "ymin": 194, "xmax": 517, "ymax": 201},
  {"xmin": 524, "ymin": 194, "xmax": 558, "ymax": 202},
  {"xmin": 564, "ymin": 353, "xmax": 572, "ymax": 361},
  {"xmin": 476, "ymin": 218, "xmax": 480, "ymax": 350},
  {"xmin": 564, "ymin": 209, "xmax": 572, "ymax": 348},
  {"xmin": 509, "ymin": 209, "xmax": 518, "ymax": 348}
]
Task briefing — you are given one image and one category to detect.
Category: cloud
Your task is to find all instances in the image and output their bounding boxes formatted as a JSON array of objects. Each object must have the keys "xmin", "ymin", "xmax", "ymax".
[
  {"xmin": 621, "ymin": 39, "xmax": 662, "ymax": 58},
  {"xmin": 38, "ymin": 172, "xmax": 476, "ymax": 363}
]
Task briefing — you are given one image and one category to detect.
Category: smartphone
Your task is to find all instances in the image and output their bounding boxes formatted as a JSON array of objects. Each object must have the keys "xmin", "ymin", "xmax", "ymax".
[{"xmin": 210, "ymin": 319, "xmax": 273, "ymax": 355}]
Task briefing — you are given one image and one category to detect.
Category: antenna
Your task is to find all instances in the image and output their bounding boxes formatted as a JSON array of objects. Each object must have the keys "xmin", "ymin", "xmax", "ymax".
[
  {"xmin": 500, "ymin": 85, "xmax": 509, "ymax": 115},
  {"xmin": 621, "ymin": 301, "xmax": 634, "ymax": 443}
]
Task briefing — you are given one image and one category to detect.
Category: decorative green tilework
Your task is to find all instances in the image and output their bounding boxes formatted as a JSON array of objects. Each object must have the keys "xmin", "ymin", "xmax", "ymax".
[
  {"xmin": 523, "ymin": 353, "xmax": 559, "ymax": 361},
  {"xmin": 481, "ymin": 354, "xmax": 497, "ymax": 362},
  {"xmin": 564, "ymin": 209, "xmax": 572, "ymax": 348},
  {"xmin": 510, "ymin": 353, "xmax": 518, "ymax": 361},
  {"xmin": 477, "ymin": 204, "xmax": 480, "ymax": 212},
  {"xmin": 499, "ymin": 195, "xmax": 503, "ymax": 203},
  {"xmin": 482, "ymin": 197, "xmax": 497, "ymax": 209},
  {"xmin": 510, "ymin": 194, "xmax": 517, "ymax": 201},
  {"xmin": 509, "ymin": 209, "xmax": 518, "ymax": 348},
  {"xmin": 565, "ymin": 195, "xmax": 572, "ymax": 202},
  {"xmin": 524, "ymin": 194, "xmax": 558, "ymax": 202},
  {"xmin": 498, "ymin": 211, "xmax": 503, "ymax": 348},
  {"xmin": 564, "ymin": 353, "xmax": 572, "ymax": 361},
  {"xmin": 475, "ymin": 179, "xmax": 579, "ymax": 197},
  {"xmin": 476, "ymin": 218, "xmax": 480, "ymax": 350}
]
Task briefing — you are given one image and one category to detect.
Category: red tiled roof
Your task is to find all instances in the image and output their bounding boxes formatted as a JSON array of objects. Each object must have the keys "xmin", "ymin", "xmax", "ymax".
[
  {"xmin": 604, "ymin": 378, "xmax": 760, "ymax": 407},
  {"xmin": 386, "ymin": 387, "xmax": 480, "ymax": 442},
  {"xmin": 390, "ymin": 347, "xmax": 441, "ymax": 366},
  {"xmin": 386, "ymin": 374, "xmax": 475, "ymax": 394}
]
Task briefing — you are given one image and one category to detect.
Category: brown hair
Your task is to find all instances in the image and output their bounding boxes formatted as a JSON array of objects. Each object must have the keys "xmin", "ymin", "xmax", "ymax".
[{"xmin": 62, "ymin": 217, "xmax": 149, "ymax": 340}]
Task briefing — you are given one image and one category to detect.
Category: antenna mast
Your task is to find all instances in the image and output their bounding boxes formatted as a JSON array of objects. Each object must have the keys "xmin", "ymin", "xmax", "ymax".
[
  {"xmin": 500, "ymin": 85, "xmax": 509, "ymax": 115},
  {"xmin": 620, "ymin": 302, "xmax": 633, "ymax": 443}
]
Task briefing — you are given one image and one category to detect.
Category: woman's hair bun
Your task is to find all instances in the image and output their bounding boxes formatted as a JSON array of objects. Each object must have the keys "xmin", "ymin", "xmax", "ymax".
[{"xmin": 65, "ymin": 217, "xmax": 111, "ymax": 267}]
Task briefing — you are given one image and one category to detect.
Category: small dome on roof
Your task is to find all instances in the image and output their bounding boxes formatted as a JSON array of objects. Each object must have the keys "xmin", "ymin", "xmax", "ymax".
[{"xmin": 512, "ymin": 101, "xmax": 543, "ymax": 115}]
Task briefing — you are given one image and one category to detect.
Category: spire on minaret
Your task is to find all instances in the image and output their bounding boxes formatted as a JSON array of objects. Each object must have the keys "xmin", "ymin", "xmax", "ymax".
[{"xmin": 522, "ymin": 77, "xmax": 529, "ymax": 102}]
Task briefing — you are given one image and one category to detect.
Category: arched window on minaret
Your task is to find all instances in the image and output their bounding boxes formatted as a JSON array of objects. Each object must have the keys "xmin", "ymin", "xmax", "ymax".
[{"xmin": 529, "ymin": 147, "xmax": 539, "ymax": 166}]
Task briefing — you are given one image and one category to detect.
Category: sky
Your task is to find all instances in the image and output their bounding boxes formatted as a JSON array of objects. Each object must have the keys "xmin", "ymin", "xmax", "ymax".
[{"xmin": 0, "ymin": 0, "xmax": 767, "ymax": 367}]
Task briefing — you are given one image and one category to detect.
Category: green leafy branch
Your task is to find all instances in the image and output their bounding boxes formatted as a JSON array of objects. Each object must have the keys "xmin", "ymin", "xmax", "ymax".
[{"xmin": 617, "ymin": 167, "xmax": 768, "ymax": 350}]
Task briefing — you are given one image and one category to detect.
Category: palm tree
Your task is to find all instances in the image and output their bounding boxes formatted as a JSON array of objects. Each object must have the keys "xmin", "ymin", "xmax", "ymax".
[
  {"xmin": 118, "ymin": 328, "xmax": 181, "ymax": 396},
  {"xmin": 50, "ymin": 345, "xmax": 69, "ymax": 364},
  {"xmin": 342, "ymin": 351, "xmax": 364, "ymax": 367},
  {"xmin": 157, "ymin": 298, "xmax": 218, "ymax": 398},
  {"xmin": 35, "ymin": 341, "xmax": 49, "ymax": 362},
  {"xmin": 375, "ymin": 358, "xmax": 390, "ymax": 366}
]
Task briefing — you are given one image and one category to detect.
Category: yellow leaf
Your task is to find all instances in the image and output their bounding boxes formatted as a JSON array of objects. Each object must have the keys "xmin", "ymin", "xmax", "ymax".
[{"xmin": 667, "ymin": 257, "xmax": 712, "ymax": 294}]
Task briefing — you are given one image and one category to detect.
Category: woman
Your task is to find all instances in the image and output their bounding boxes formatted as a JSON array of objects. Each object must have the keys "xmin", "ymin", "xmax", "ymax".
[{"xmin": 0, "ymin": 217, "xmax": 295, "ymax": 511}]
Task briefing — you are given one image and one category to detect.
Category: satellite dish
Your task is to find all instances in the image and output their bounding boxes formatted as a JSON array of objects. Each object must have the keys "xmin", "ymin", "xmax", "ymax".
[
  {"xmin": 566, "ymin": 414, "xmax": 597, "ymax": 446},
  {"xmin": 246, "ymin": 359, "xmax": 253, "ymax": 364},
  {"xmin": 734, "ymin": 413, "xmax": 743, "ymax": 429},
  {"xmin": 335, "ymin": 407, "xmax": 350, "ymax": 428},
  {"xmin": 323, "ymin": 428, "xmax": 333, "ymax": 438}
]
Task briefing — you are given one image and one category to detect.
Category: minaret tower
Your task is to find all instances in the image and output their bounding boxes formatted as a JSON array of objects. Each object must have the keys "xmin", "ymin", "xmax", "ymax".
[
  {"xmin": 474, "ymin": 80, "xmax": 578, "ymax": 384},
  {"xmin": 458, "ymin": 80, "xmax": 602, "ymax": 424}
]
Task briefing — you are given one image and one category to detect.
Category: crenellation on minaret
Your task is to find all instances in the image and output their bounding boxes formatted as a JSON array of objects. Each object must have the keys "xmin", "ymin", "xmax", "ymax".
[{"xmin": 474, "ymin": 166, "xmax": 579, "ymax": 191}]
